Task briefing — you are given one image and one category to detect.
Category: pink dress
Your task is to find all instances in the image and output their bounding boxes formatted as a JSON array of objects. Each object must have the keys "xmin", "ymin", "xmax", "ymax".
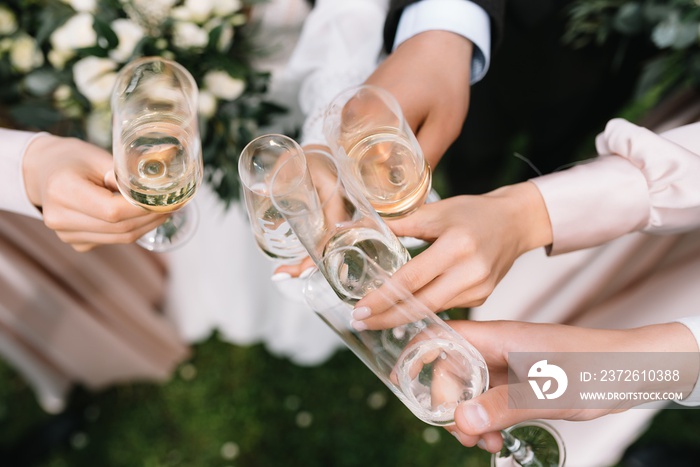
[
  {"xmin": 472, "ymin": 117, "xmax": 700, "ymax": 465},
  {"xmin": 0, "ymin": 129, "xmax": 189, "ymax": 413}
]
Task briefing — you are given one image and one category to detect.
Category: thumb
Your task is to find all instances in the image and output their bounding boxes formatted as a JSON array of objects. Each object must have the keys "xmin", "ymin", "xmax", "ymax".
[{"xmin": 454, "ymin": 383, "xmax": 546, "ymax": 435}]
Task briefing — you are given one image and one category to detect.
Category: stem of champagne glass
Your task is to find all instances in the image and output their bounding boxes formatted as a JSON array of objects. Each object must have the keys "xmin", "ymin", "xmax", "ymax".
[{"xmin": 500, "ymin": 429, "xmax": 543, "ymax": 467}]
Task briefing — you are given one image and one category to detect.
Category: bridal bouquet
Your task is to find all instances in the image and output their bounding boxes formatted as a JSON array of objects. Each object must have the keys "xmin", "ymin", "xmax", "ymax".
[
  {"xmin": 0, "ymin": 0, "xmax": 283, "ymax": 205},
  {"xmin": 564, "ymin": 0, "xmax": 700, "ymax": 99}
]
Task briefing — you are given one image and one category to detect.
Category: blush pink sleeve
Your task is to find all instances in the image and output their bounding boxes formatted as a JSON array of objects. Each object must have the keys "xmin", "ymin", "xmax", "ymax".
[
  {"xmin": 531, "ymin": 118, "xmax": 700, "ymax": 255},
  {"xmin": 0, "ymin": 128, "xmax": 44, "ymax": 219}
]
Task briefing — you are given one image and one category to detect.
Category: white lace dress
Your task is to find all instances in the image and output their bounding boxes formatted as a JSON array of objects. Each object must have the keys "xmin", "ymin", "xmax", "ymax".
[{"xmin": 163, "ymin": 0, "xmax": 390, "ymax": 365}]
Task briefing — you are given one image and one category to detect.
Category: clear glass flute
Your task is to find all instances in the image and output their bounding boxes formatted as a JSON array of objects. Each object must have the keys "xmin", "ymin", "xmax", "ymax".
[
  {"xmin": 269, "ymin": 147, "xmax": 411, "ymax": 286},
  {"xmin": 302, "ymin": 249, "xmax": 565, "ymax": 466},
  {"xmin": 238, "ymin": 134, "xmax": 310, "ymax": 264},
  {"xmin": 323, "ymin": 85, "xmax": 432, "ymax": 219},
  {"xmin": 111, "ymin": 56, "xmax": 202, "ymax": 252}
]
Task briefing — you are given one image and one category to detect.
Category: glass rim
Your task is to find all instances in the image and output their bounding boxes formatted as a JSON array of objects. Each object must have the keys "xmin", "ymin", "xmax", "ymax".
[
  {"xmin": 269, "ymin": 148, "xmax": 343, "ymax": 216},
  {"xmin": 110, "ymin": 56, "xmax": 199, "ymax": 117},
  {"xmin": 237, "ymin": 133, "xmax": 307, "ymax": 192}
]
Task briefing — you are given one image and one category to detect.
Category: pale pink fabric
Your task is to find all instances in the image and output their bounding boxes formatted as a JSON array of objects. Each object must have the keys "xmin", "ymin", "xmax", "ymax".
[
  {"xmin": 532, "ymin": 119, "xmax": 700, "ymax": 255},
  {"xmin": 0, "ymin": 128, "xmax": 189, "ymax": 412},
  {"xmin": 473, "ymin": 117, "xmax": 700, "ymax": 465},
  {"xmin": 0, "ymin": 212, "xmax": 190, "ymax": 412}
]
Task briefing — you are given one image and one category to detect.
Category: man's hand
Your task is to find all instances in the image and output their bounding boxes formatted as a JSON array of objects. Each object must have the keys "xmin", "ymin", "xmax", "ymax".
[{"xmin": 365, "ymin": 30, "xmax": 473, "ymax": 168}]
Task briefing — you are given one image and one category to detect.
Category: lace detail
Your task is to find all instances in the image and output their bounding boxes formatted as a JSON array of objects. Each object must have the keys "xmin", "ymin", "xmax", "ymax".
[{"xmin": 299, "ymin": 68, "xmax": 373, "ymax": 147}]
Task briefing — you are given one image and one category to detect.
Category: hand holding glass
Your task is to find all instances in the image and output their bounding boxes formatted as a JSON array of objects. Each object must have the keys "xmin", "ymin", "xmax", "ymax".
[
  {"xmin": 302, "ymin": 249, "xmax": 565, "ymax": 466},
  {"xmin": 323, "ymin": 85, "xmax": 432, "ymax": 219},
  {"xmin": 111, "ymin": 56, "xmax": 202, "ymax": 251},
  {"xmin": 269, "ymin": 148, "xmax": 411, "ymax": 289}
]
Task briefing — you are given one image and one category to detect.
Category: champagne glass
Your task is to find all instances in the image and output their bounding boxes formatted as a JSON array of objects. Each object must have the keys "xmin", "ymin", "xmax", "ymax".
[
  {"xmin": 111, "ymin": 56, "xmax": 202, "ymax": 252},
  {"xmin": 238, "ymin": 134, "xmax": 311, "ymax": 263},
  {"xmin": 323, "ymin": 85, "xmax": 432, "ymax": 219},
  {"xmin": 302, "ymin": 249, "xmax": 566, "ymax": 466},
  {"xmin": 268, "ymin": 147, "xmax": 411, "ymax": 281}
]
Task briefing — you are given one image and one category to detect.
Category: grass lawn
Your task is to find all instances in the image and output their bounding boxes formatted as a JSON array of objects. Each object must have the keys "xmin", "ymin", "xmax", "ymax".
[{"xmin": 1, "ymin": 329, "xmax": 699, "ymax": 467}]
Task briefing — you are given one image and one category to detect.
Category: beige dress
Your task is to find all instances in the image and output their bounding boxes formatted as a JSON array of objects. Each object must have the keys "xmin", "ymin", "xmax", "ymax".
[{"xmin": 0, "ymin": 130, "xmax": 189, "ymax": 414}]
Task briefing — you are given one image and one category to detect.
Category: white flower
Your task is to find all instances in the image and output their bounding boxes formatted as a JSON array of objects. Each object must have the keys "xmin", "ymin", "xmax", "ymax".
[
  {"xmin": 212, "ymin": 0, "xmax": 242, "ymax": 17},
  {"xmin": 172, "ymin": 21, "xmax": 209, "ymax": 49},
  {"xmin": 73, "ymin": 57, "xmax": 118, "ymax": 105},
  {"xmin": 203, "ymin": 71, "xmax": 245, "ymax": 100},
  {"xmin": 53, "ymin": 84, "xmax": 72, "ymax": 103},
  {"xmin": 198, "ymin": 89, "xmax": 217, "ymax": 119},
  {"xmin": 10, "ymin": 34, "xmax": 44, "ymax": 73},
  {"xmin": 85, "ymin": 108, "xmax": 112, "ymax": 148},
  {"xmin": 48, "ymin": 48, "xmax": 73, "ymax": 69},
  {"xmin": 204, "ymin": 18, "xmax": 234, "ymax": 51},
  {"xmin": 109, "ymin": 19, "xmax": 145, "ymax": 63},
  {"xmin": 61, "ymin": 0, "xmax": 97, "ymax": 13},
  {"xmin": 0, "ymin": 6, "xmax": 17, "ymax": 35},
  {"xmin": 50, "ymin": 13, "xmax": 97, "ymax": 54},
  {"xmin": 183, "ymin": 0, "xmax": 214, "ymax": 23}
]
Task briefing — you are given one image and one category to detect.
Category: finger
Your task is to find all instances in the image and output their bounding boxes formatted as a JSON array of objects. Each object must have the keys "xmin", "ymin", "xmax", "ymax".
[
  {"xmin": 43, "ymin": 204, "xmax": 165, "ymax": 234},
  {"xmin": 54, "ymin": 216, "xmax": 167, "ymax": 246},
  {"xmin": 447, "ymin": 428, "xmax": 482, "ymax": 449},
  {"xmin": 273, "ymin": 257, "xmax": 316, "ymax": 278},
  {"xmin": 454, "ymin": 385, "xmax": 562, "ymax": 435},
  {"xmin": 384, "ymin": 206, "xmax": 438, "ymax": 240},
  {"xmin": 50, "ymin": 173, "xmax": 152, "ymax": 222},
  {"xmin": 354, "ymin": 239, "xmax": 455, "ymax": 315}
]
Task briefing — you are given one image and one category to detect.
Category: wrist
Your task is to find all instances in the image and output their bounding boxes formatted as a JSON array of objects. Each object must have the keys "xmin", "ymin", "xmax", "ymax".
[
  {"xmin": 619, "ymin": 324, "xmax": 700, "ymax": 395},
  {"xmin": 485, "ymin": 182, "xmax": 553, "ymax": 255},
  {"xmin": 22, "ymin": 133, "xmax": 60, "ymax": 207}
]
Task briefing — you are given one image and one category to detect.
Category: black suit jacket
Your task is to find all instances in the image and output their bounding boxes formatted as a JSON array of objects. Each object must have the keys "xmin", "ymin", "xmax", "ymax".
[{"xmin": 381, "ymin": 0, "xmax": 656, "ymax": 195}]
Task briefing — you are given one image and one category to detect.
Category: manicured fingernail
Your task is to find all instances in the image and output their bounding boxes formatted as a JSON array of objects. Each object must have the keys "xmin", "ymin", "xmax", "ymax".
[
  {"xmin": 271, "ymin": 272, "xmax": 292, "ymax": 282},
  {"xmin": 477, "ymin": 439, "xmax": 487, "ymax": 451},
  {"xmin": 462, "ymin": 403, "xmax": 489, "ymax": 431},
  {"xmin": 351, "ymin": 320, "xmax": 367, "ymax": 332},
  {"xmin": 299, "ymin": 267, "xmax": 315, "ymax": 279},
  {"xmin": 352, "ymin": 306, "xmax": 371, "ymax": 320}
]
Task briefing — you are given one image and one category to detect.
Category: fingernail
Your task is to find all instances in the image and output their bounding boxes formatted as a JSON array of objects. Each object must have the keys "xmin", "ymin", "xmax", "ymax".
[
  {"xmin": 462, "ymin": 403, "xmax": 489, "ymax": 431},
  {"xmin": 450, "ymin": 431, "xmax": 459, "ymax": 440},
  {"xmin": 299, "ymin": 267, "xmax": 315, "ymax": 279},
  {"xmin": 271, "ymin": 272, "xmax": 292, "ymax": 282},
  {"xmin": 352, "ymin": 306, "xmax": 371, "ymax": 320},
  {"xmin": 476, "ymin": 439, "xmax": 487, "ymax": 451},
  {"xmin": 351, "ymin": 320, "xmax": 367, "ymax": 332}
]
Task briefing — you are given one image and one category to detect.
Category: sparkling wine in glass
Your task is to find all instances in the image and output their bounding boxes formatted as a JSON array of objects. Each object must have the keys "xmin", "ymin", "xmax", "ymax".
[
  {"xmin": 111, "ymin": 56, "xmax": 202, "ymax": 252},
  {"xmin": 302, "ymin": 247, "xmax": 566, "ymax": 465},
  {"xmin": 238, "ymin": 134, "xmax": 313, "ymax": 263},
  {"xmin": 323, "ymin": 85, "xmax": 432, "ymax": 219},
  {"xmin": 269, "ymin": 147, "xmax": 411, "ymax": 290}
]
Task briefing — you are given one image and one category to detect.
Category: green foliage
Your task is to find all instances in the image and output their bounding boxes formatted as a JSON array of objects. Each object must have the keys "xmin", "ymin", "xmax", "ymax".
[
  {"xmin": 0, "ymin": 0, "xmax": 285, "ymax": 205},
  {"xmin": 564, "ymin": 0, "xmax": 700, "ymax": 99}
]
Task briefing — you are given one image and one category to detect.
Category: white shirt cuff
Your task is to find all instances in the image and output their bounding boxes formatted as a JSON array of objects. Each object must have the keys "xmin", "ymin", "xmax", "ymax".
[
  {"xmin": 0, "ymin": 129, "xmax": 45, "ymax": 220},
  {"xmin": 393, "ymin": 0, "xmax": 491, "ymax": 83},
  {"xmin": 673, "ymin": 316, "xmax": 700, "ymax": 406}
]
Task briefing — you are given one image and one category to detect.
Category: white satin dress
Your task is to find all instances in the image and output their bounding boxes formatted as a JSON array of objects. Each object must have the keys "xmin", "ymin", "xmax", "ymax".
[{"xmin": 162, "ymin": 0, "xmax": 391, "ymax": 365}]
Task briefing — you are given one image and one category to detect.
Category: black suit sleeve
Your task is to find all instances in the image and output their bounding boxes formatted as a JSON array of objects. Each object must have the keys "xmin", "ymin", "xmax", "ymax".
[{"xmin": 383, "ymin": 0, "xmax": 505, "ymax": 53}]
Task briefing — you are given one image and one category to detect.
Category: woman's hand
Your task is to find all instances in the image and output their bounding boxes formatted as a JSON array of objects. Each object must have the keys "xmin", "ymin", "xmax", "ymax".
[
  {"xmin": 351, "ymin": 182, "xmax": 552, "ymax": 331},
  {"xmin": 446, "ymin": 320, "xmax": 700, "ymax": 453},
  {"xmin": 23, "ymin": 134, "xmax": 166, "ymax": 252}
]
